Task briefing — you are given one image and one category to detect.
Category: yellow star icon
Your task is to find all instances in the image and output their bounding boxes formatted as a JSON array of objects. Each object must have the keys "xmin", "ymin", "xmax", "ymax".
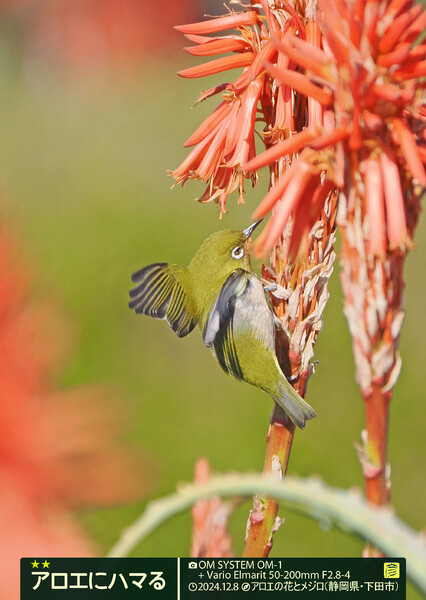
[
  {"xmin": 42, "ymin": 560, "xmax": 50, "ymax": 569},
  {"xmin": 31, "ymin": 560, "xmax": 39, "ymax": 569}
]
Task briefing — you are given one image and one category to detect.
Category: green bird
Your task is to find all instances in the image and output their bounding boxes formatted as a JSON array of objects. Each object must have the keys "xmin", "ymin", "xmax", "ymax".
[{"xmin": 128, "ymin": 221, "xmax": 316, "ymax": 428}]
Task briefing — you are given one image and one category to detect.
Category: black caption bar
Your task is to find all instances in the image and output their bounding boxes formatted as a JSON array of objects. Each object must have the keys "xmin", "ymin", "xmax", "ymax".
[{"xmin": 21, "ymin": 557, "xmax": 406, "ymax": 599}]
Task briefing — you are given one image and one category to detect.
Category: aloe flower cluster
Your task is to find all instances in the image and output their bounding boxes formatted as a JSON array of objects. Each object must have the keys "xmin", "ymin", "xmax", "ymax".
[
  {"xmin": 173, "ymin": 0, "xmax": 425, "ymax": 253},
  {"xmin": 173, "ymin": 0, "xmax": 425, "ymax": 557}
]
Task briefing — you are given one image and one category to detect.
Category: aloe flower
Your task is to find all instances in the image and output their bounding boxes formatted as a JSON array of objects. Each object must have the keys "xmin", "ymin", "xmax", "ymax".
[
  {"xmin": 248, "ymin": 0, "xmax": 425, "ymax": 524},
  {"xmin": 246, "ymin": 0, "xmax": 425, "ymax": 257},
  {"xmin": 173, "ymin": 0, "xmax": 425, "ymax": 558},
  {"xmin": 171, "ymin": 4, "xmax": 326, "ymax": 214},
  {"xmin": 0, "ymin": 234, "xmax": 148, "ymax": 596}
]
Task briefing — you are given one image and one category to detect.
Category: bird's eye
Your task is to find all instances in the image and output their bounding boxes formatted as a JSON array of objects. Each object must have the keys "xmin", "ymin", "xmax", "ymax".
[{"xmin": 232, "ymin": 246, "xmax": 244, "ymax": 259}]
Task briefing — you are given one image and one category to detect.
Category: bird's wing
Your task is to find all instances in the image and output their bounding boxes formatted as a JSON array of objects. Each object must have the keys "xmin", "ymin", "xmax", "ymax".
[
  {"xmin": 203, "ymin": 270, "xmax": 249, "ymax": 380},
  {"xmin": 129, "ymin": 263, "xmax": 197, "ymax": 337}
]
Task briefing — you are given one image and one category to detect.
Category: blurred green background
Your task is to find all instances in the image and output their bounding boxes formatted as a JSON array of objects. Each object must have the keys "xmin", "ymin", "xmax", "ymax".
[{"xmin": 0, "ymin": 5, "xmax": 424, "ymax": 598}]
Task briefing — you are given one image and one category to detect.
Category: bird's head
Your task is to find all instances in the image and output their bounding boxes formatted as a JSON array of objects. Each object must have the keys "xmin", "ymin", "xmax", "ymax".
[{"xmin": 189, "ymin": 220, "xmax": 262, "ymax": 282}]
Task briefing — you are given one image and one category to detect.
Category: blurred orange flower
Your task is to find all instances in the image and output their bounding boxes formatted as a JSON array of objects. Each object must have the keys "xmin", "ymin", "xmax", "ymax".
[
  {"xmin": 0, "ymin": 234, "xmax": 150, "ymax": 598},
  {"xmin": 191, "ymin": 457, "xmax": 235, "ymax": 558},
  {"xmin": 0, "ymin": 0, "xmax": 196, "ymax": 72}
]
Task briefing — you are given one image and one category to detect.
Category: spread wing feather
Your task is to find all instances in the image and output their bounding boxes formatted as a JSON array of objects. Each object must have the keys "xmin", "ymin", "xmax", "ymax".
[
  {"xmin": 129, "ymin": 263, "xmax": 196, "ymax": 337},
  {"xmin": 203, "ymin": 270, "xmax": 249, "ymax": 380}
]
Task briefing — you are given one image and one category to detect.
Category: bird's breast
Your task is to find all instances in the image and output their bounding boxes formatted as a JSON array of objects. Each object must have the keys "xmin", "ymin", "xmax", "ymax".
[{"xmin": 233, "ymin": 276, "xmax": 275, "ymax": 350}]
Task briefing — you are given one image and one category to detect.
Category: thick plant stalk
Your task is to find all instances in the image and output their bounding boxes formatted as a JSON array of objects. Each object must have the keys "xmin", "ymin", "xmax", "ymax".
[
  {"xmin": 339, "ymin": 184, "xmax": 422, "ymax": 555},
  {"xmin": 242, "ymin": 408, "xmax": 294, "ymax": 557},
  {"xmin": 243, "ymin": 192, "xmax": 338, "ymax": 556}
]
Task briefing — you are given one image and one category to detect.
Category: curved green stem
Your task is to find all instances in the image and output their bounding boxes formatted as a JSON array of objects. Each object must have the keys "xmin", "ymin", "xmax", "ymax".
[{"xmin": 107, "ymin": 473, "xmax": 426, "ymax": 593}]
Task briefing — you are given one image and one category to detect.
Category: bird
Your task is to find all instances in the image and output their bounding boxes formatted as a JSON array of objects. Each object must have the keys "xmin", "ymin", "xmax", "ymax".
[{"xmin": 128, "ymin": 221, "xmax": 316, "ymax": 428}]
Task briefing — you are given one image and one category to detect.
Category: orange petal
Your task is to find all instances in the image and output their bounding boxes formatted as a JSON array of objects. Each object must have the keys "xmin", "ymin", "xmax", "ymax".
[
  {"xmin": 195, "ymin": 83, "xmax": 229, "ymax": 106},
  {"xmin": 378, "ymin": 43, "xmax": 411, "ymax": 68},
  {"xmin": 392, "ymin": 118, "xmax": 426, "ymax": 185},
  {"xmin": 195, "ymin": 124, "xmax": 228, "ymax": 181},
  {"xmin": 184, "ymin": 102, "xmax": 231, "ymax": 147},
  {"xmin": 271, "ymin": 44, "xmax": 292, "ymax": 133},
  {"xmin": 175, "ymin": 11, "xmax": 258, "ymax": 35},
  {"xmin": 393, "ymin": 61, "xmax": 426, "ymax": 81},
  {"xmin": 348, "ymin": 93, "xmax": 362, "ymax": 150},
  {"xmin": 185, "ymin": 37, "xmax": 250, "ymax": 57},
  {"xmin": 305, "ymin": 20, "xmax": 325, "ymax": 102},
  {"xmin": 379, "ymin": 152, "xmax": 407, "ymax": 249},
  {"xmin": 318, "ymin": 1, "xmax": 351, "ymax": 64},
  {"xmin": 364, "ymin": 158, "xmax": 386, "ymax": 256},
  {"xmin": 171, "ymin": 129, "xmax": 216, "ymax": 182},
  {"xmin": 373, "ymin": 83, "xmax": 415, "ymax": 104},
  {"xmin": 254, "ymin": 161, "xmax": 315, "ymax": 256},
  {"xmin": 231, "ymin": 66, "xmax": 257, "ymax": 95},
  {"xmin": 272, "ymin": 35, "xmax": 333, "ymax": 81},
  {"xmin": 184, "ymin": 34, "xmax": 214, "ymax": 44},
  {"xmin": 404, "ymin": 43, "xmax": 426, "ymax": 62},
  {"xmin": 285, "ymin": 34, "xmax": 331, "ymax": 67},
  {"xmin": 243, "ymin": 128, "xmax": 318, "ymax": 172},
  {"xmin": 279, "ymin": 0, "xmax": 306, "ymax": 39},
  {"xmin": 178, "ymin": 53, "xmax": 255, "ymax": 78},
  {"xmin": 364, "ymin": 1, "xmax": 380, "ymax": 46},
  {"xmin": 246, "ymin": 39, "xmax": 277, "ymax": 81},
  {"xmin": 227, "ymin": 79, "xmax": 263, "ymax": 166},
  {"xmin": 378, "ymin": 4, "xmax": 423, "ymax": 54},
  {"xmin": 260, "ymin": 74, "xmax": 273, "ymax": 109},
  {"xmin": 309, "ymin": 126, "xmax": 350, "ymax": 149},
  {"xmin": 223, "ymin": 100, "xmax": 241, "ymax": 157},
  {"xmin": 400, "ymin": 8, "xmax": 426, "ymax": 43},
  {"xmin": 288, "ymin": 173, "xmax": 323, "ymax": 261},
  {"xmin": 384, "ymin": 0, "xmax": 412, "ymax": 20},
  {"xmin": 266, "ymin": 62, "xmax": 333, "ymax": 106},
  {"xmin": 334, "ymin": 138, "xmax": 345, "ymax": 189},
  {"xmin": 363, "ymin": 111, "xmax": 383, "ymax": 132},
  {"xmin": 252, "ymin": 164, "xmax": 295, "ymax": 219}
]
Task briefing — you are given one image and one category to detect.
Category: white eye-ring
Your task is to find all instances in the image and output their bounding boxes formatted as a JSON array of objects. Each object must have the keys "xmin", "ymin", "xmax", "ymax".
[{"xmin": 232, "ymin": 246, "xmax": 244, "ymax": 259}]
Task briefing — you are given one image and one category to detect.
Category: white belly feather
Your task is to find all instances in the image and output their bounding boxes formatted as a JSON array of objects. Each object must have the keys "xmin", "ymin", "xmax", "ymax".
[{"xmin": 233, "ymin": 275, "xmax": 276, "ymax": 350}]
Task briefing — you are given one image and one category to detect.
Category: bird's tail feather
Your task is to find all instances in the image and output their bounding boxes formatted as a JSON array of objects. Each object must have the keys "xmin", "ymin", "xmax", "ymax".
[{"xmin": 276, "ymin": 381, "xmax": 317, "ymax": 429}]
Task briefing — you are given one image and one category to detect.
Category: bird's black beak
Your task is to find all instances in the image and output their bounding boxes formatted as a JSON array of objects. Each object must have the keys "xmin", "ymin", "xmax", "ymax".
[{"xmin": 243, "ymin": 219, "xmax": 263, "ymax": 240}]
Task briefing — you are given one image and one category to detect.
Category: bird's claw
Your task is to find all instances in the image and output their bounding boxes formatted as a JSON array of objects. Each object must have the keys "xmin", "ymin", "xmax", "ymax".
[
  {"xmin": 286, "ymin": 373, "xmax": 299, "ymax": 383},
  {"xmin": 273, "ymin": 315, "xmax": 282, "ymax": 330}
]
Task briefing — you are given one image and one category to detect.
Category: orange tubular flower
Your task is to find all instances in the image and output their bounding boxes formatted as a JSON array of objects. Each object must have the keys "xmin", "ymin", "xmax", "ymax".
[
  {"xmin": 173, "ymin": 0, "xmax": 424, "ymax": 243},
  {"xmin": 177, "ymin": 53, "xmax": 255, "ymax": 79},
  {"xmin": 175, "ymin": 11, "xmax": 259, "ymax": 35},
  {"xmin": 243, "ymin": 0, "xmax": 425, "ymax": 256},
  {"xmin": 184, "ymin": 37, "xmax": 251, "ymax": 57},
  {"xmin": 171, "ymin": 2, "xmax": 318, "ymax": 215},
  {"xmin": 254, "ymin": 152, "xmax": 320, "ymax": 255}
]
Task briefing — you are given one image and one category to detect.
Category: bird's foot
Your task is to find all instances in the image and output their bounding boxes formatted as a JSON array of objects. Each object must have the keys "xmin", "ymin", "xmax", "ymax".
[
  {"xmin": 286, "ymin": 373, "xmax": 299, "ymax": 383},
  {"xmin": 273, "ymin": 314, "xmax": 282, "ymax": 330}
]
